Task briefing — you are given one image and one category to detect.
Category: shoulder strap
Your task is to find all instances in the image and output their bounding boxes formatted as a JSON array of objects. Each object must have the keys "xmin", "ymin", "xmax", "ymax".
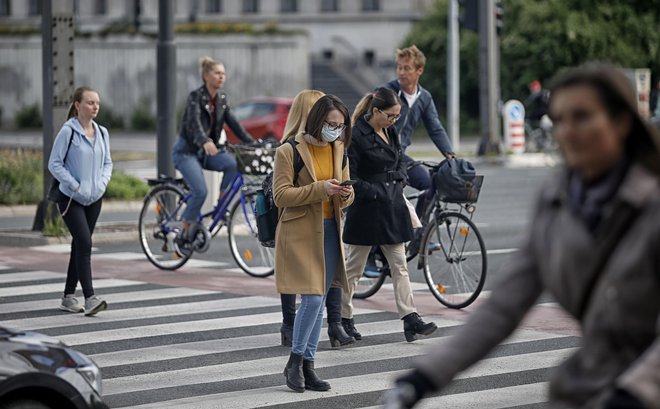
[
  {"xmin": 576, "ymin": 203, "xmax": 639, "ymax": 319},
  {"xmin": 62, "ymin": 127, "xmax": 75, "ymax": 164},
  {"xmin": 288, "ymin": 139, "xmax": 304, "ymax": 186}
]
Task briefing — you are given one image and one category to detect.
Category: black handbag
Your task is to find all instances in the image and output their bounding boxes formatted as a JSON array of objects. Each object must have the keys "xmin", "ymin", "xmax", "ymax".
[{"xmin": 47, "ymin": 128, "xmax": 75, "ymax": 202}]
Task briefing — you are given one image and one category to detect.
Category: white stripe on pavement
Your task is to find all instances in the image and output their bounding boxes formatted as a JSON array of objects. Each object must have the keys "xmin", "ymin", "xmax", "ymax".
[
  {"xmin": 0, "ymin": 287, "xmax": 216, "ymax": 314},
  {"xmin": 93, "ymin": 318, "xmax": 462, "ymax": 368},
  {"xmin": 367, "ymin": 382, "xmax": 549, "ymax": 409},
  {"xmin": 0, "ymin": 278, "xmax": 144, "ymax": 297},
  {"xmin": 1, "ymin": 296, "xmax": 281, "ymax": 331},
  {"xmin": 120, "ymin": 347, "xmax": 568, "ymax": 409},
  {"xmin": 105, "ymin": 336, "xmax": 574, "ymax": 396},
  {"xmin": 0, "ymin": 270, "xmax": 64, "ymax": 284},
  {"xmin": 58, "ymin": 309, "xmax": 383, "ymax": 346},
  {"xmin": 30, "ymin": 244, "xmax": 98, "ymax": 253}
]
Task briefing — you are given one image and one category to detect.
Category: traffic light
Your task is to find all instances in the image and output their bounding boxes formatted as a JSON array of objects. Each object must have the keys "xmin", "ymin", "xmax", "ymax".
[
  {"xmin": 495, "ymin": 0, "xmax": 504, "ymax": 36},
  {"xmin": 459, "ymin": 0, "xmax": 478, "ymax": 33}
]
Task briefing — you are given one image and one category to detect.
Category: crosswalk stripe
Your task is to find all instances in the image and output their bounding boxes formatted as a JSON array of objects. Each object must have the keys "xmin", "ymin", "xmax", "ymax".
[
  {"xmin": 0, "ymin": 268, "xmax": 578, "ymax": 408},
  {"xmin": 0, "ymin": 270, "xmax": 64, "ymax": 284},
  {"xmin": 0, "ymin": 287, "xmax": 217, "ymax": 314},
  {"xmin": 91, "ymin": 323, "xmax": 565, "ymax": 370},
  {"xmin": 56, "ymin": 309, "xmax": 384, "ymax": 346},
  {"xmin": 378, "ymin": 382, "xmax": 549, "ymax": 409},
  {"xmin": 0, "ymin": 278, "xmax": 144, "ymax": 297},
  {"xmin": 0, "ymin": 296, "xmax": 281, "ymax": 330},
  {"xmin": 104, "ymin": 336, "xmax": 575, "ymax": 397},
  {"xmin": 116, "ymin": 350, "xmax": 563, "ymax": 409}
]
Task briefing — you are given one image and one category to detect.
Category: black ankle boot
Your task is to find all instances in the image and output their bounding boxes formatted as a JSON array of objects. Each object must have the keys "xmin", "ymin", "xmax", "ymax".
[
  {"xmin": 302, "ymin": 360, "xmax": 331, "ymax": 391},
  {"xmin": 327, "ymin": 322, "xmax": 355, "ymax": 348},
  {"xmin": 402, "ymin": 312, "xmax": 438, "ymax": 342},
  {"xmin": 341, "ymin": 318, "xmax": 362, "ymax": 341},
  {"xmin": 283, "ymin": 352, "xmax": 305, "ymax": 392},
  {"xmin": 280, "ymin": 323, "xmax": 293, "ymax": 347}
]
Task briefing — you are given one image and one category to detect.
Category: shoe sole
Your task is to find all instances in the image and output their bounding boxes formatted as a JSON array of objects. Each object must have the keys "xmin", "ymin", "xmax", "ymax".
[
  {"xmin": 305, "ymin": 384, "xmax": 331, "ymax": 391},
  {"xmin": 59, "ymin": 305, "xmax": 84, "ymax": 313},
  {"xmin": 283, "ymin": 370, "xmax": 305, "ymax": 393},
  {"xmin": 404, "ymin": 324, "xmax": 438, "ymax": 342},
  {"xmin": 84, "ymin": 300, "xmax": 108, "ymax": 316}
]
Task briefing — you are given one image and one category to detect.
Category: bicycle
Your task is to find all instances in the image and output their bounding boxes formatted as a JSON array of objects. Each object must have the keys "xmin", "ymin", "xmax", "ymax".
[
  {"xmin": 353, "ymin": 161, "xmax": 487, "ymax": 309},
  {"xmin": 138, "ymin": 143, "xmax": 276, "ymax": 277}
]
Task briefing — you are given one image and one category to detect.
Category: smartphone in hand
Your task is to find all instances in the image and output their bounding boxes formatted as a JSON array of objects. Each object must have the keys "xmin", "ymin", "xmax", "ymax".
[{"xmin": 340, "ymin": 180, "xmax": 357, "ymax": 186}]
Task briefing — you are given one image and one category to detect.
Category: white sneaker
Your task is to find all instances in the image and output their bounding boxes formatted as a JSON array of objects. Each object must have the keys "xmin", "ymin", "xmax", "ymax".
[
  {"xmin": 59, "ymin": 296, "xmax": 84, "ymax": 313},
  {"xmin": 84, "ymin": 296, "xmax": 107, "ymax": 316}
]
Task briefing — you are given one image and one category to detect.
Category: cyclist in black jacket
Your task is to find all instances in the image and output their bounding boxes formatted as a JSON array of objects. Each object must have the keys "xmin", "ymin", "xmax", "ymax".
[{"xmin": 173, "ymin": 56, "xmax": 254, "ymax": 239}]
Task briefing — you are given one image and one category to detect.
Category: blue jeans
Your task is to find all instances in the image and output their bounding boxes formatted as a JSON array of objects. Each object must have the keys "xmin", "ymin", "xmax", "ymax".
[
  {"xmin": 292, "ymin": 219, "xmax": 340, "ymax": 360},
  {"xmin": 172, "ymin": 138, "xmax": 239, "ymax": 223}
]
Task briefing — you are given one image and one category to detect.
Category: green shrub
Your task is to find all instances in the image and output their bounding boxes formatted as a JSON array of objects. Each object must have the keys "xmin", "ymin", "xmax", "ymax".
[
  {"xmin": 0, "ymin": 148, "xmax": 148, "ymax": 204},
  {"xmin": 105, "ymin": 171, "xmax": 149, "ymax": 200},
  {"xmin": 0, "ymin": 149, "xmax": 42, "ymax": 205},
  {"xmin": 15, "ymin": 104, "xmax": 43, "ymax": 129},
  {"xmin": 42, "ymin": 203, "xmax": 67, "ymax": 237},
  {"xmin": 130, "ymin": 104, "xmax": 156, "ymax": 131},
  {"xmin": 95, "ymin": 107, "xmax": 125, "ymax": 129}
]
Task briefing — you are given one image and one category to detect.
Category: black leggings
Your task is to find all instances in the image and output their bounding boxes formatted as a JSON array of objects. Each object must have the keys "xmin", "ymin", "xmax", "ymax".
[
  {"xmin": 57, "ymin": 195, "xmax": 102, "ymax": 298},
  {"xmin": 281, "ymin": 287, "xmax": 342, "ymax": 326}
]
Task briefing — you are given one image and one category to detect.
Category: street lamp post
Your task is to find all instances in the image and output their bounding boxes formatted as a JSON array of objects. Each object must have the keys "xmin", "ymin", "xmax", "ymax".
[{"xmin": 33, "ymin": 0, "xmax": 75, "ymax": 231}]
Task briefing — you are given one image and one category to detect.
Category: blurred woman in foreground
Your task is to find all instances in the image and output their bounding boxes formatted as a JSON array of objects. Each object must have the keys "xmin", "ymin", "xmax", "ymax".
[{"xmin": 384, "ymin": 64, "xmax": 660, "ymax": 408}]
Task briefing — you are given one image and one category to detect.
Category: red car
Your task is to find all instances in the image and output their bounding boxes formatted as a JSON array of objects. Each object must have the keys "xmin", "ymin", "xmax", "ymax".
[{"xmin": 224, "ymin": 97, "xmax": 293, "ymax": 144}]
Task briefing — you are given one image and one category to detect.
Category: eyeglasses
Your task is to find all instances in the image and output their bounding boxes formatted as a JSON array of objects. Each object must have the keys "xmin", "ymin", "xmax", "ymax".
[
  {"xmin": 378, "ymin": 109, "xmax": 401, "ymax": 122},
  {"xmin": 324, "ymin": 121, "xmax": 346, "ymax": 132}
]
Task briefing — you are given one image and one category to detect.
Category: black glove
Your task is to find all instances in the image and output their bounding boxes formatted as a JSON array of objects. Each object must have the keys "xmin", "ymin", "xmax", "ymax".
[
  {"xmin": 380, "ymin": 370, "xmax": 435, "ymax": 409},
  {"xmin": 603, "ymin": 389, "xmax": 646, "ymax": 409}
]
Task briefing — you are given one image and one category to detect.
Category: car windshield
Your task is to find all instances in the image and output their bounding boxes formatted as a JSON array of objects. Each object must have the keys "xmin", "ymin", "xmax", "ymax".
[{"xmin": 234, "ymin": 102, "xmax": 276, "ymax": 121}]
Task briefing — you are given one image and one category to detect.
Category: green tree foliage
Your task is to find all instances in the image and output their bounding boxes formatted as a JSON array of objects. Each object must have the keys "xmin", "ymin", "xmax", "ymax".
[{"xmin": 404, "ymin": 0, "xmax": 660, "ymax": 128}]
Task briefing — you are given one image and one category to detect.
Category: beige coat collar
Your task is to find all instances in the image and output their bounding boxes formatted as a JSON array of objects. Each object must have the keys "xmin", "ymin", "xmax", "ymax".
[{"xmin": 294, "ymin": 133, "xmax": 345, "ymax": 182}]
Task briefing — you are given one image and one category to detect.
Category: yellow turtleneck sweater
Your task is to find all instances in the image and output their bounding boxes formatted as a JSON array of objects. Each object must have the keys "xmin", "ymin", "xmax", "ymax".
[{"xmin": 308, "ymin": 143, "xmax": 334, "ymax": 219}]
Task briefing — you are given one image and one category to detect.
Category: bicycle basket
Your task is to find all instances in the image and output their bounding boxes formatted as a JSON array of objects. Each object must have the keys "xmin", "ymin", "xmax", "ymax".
[
  {"xmin": 433, "ymin": 159, "xmax": 483, "ymax": 203},
  {"xmin": 232, "ymin": 143, "xmax": 278, "ymax": 176}
]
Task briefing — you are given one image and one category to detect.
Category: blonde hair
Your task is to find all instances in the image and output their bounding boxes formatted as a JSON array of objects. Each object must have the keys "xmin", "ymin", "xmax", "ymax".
[
  {"xmin": 282, "ymin": 90, "xmax": 325, "ymax": 141},
  {"xmin": 67, "ymin": 86, "xmax": 97, "ymax": 119},
  {"xmin": 200, "ymin": 56, "xmax": 222, "ymax": 84},
  {"xmin": 396, "ymin": 45, "xmax": 426, "ymax": 70}
]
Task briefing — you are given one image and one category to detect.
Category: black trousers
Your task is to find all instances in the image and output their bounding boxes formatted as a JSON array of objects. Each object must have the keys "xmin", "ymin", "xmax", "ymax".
[
  {"xmin": 57, "ymin": 195, "xmax": 102, "ymax": 299},
  {"xmin": 281, "ymin": 287, "xmax": 343, "ymax": 326}
]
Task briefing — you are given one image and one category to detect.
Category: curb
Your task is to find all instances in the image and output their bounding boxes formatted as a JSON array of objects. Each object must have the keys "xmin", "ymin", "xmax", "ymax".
[{"xmin": 0, "ymin": 200, "xmax": 143, "ymax": 218}]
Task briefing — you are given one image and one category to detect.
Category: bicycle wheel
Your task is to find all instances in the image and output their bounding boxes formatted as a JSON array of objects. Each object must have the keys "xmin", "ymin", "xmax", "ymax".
[
  {"xmin": 227, "ymin": 193, "xmax": 275, "ymax": 277},
  {"xmin": 138, "ymin": 184, "xmax": 191, "ymax": 270},
  {"xmin": 353, "ymin": 247, "xmax": 388, "ymax": 299},
  {"xmin": 420, "ymin": 211, "xmax": 487, "ymax": 309}
]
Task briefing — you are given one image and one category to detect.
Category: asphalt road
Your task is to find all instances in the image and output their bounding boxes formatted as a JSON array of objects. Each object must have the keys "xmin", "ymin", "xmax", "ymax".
[{"xmin": 77, "ymin": 163, "xmax": 553, "ymax": 293}]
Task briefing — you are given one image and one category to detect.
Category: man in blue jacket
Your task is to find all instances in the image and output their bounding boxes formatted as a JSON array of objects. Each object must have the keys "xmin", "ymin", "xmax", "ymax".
[{"xmin": 383, "ymin": 45, "xmax": 454, "ymax": 217}]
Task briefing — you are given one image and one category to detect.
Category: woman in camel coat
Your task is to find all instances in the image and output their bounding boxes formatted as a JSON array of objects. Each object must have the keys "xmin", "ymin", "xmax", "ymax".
[{"xmin": 273, "ymin": 94, "xmax": 354, "ymax": 393}]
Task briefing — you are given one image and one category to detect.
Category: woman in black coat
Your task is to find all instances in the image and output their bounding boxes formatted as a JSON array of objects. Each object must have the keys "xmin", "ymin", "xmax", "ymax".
[{"xmin": 341, "ymin": 88, "xmax": 438, "ymax": 342}]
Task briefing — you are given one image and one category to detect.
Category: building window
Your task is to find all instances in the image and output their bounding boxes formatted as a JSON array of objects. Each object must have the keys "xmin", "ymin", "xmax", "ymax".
[
  {"xmin": 242, "ymin": 0, "xmax": 259, "ymax": 13},
  {"xmin": 320, "ymin": 0, "xmax": 339, "ymax": 12},
  {"xmin": 281, "ymin": 0, "xmax": 297, "ymax": 13},
  {"xmin": 28, "ymin": 0, "xmax": 42, "ymax": 16},
  {"xmin": 94, "ymin": 0, "xmax": 107, "ymax": 15},
  {"xmin": 206, "ymin": 0, "xmax": 222, "ymax": 14},
  {"xmin": 0, "ymin": 0, "xmax": 10, "ymax": 16},
  {"xmin": 362, "ymin": 0, "xmax": 380, "ymax": 12}
]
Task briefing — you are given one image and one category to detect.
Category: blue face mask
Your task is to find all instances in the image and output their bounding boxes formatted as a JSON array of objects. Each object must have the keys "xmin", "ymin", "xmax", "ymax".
[{"xmin": 321, "ymin": 125, "xmax": 343, "ymax": 142}]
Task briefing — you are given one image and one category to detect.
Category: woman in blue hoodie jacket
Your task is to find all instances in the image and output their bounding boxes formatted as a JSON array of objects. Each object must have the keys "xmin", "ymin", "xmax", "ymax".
[{"xmin": 48, "ymin": 86, "xmax": 113, "ymax": 316}]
